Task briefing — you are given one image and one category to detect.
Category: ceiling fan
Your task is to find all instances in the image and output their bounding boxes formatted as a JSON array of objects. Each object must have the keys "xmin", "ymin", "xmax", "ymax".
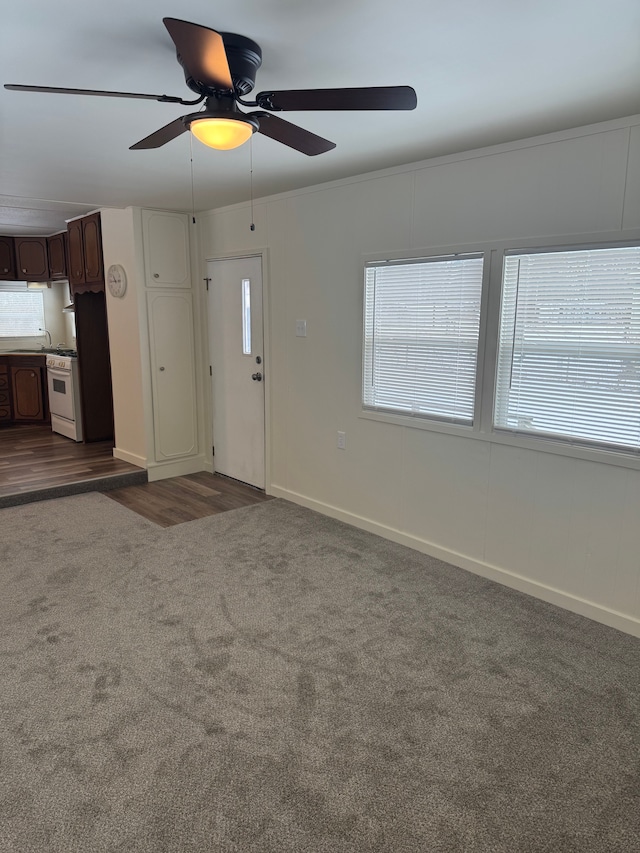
[{"xmin": 5, "ymin": 17, "xmax": 417, "ymax": 156}]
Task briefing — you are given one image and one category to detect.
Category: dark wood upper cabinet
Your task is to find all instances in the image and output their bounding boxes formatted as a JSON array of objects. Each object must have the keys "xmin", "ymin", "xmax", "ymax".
[
  {"xmin": 67, "ymin": 213, "xmax": 104, "ymax": 293},
  {"xmin": 14, "ymin": 237, "xmax": 49, "ymax": 281},
  {"xmin": 67, "ymin": 218, "xmax": 85, "ymax": 287},
  {"xmin": 82, "ymin": 213, "xmax": 103, "ymax": 284},
  {"xmin": 1, "ymin": 215, "xmax": 103, "ymax": 289},
  {"xmin": 0, "ymin": 236, "xmax": 16, "ymax": 280},
  {"xmin": 47, "ymin": 231, "xmax": 68, "ymax": 280}
]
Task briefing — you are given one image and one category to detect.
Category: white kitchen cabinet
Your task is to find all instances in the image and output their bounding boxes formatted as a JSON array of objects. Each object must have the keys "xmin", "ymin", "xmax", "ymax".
[
  {"xmin": 146, "ymin": 290, "xmax": 198, "ymax": 461},
  {"xmin": 142, "ymin": 210, "xmax": 191, "ymax": 288}
]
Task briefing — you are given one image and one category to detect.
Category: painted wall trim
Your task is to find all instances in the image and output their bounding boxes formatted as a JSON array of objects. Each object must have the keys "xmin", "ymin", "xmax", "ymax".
[
  {"xmin": 200, "ymin": 114, "xmax": 640, "ymax": 217},
  {"xmin": 112, "ymin": 447, "xmax": 146, "ymax": 468},
  {"xmin": 146, "ymin": 454, "xmax": 207, "ymax": 482},
  {"xmin": 270, "ymin": 485, "xmax": 640, "ymax": 639}
]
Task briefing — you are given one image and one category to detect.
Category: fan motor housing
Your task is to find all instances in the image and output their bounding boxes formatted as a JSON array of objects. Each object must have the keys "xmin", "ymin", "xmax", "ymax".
[{"xmin": 178, "ymin": 32, "xmax": 262, "ymax": 96}]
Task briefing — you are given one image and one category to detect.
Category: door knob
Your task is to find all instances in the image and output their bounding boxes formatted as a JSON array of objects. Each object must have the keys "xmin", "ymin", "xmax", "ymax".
[{"xmin": 251, "ymin": 372, "xmax": 263, "ymax": 381}]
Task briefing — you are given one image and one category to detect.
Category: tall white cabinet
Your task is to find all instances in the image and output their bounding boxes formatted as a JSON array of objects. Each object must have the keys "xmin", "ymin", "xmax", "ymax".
[
  {"xmin": 142, "ymin": 210, "xmax": 191, "ymax": 289},
  {"xmin": 147, "ymin": 290, "xmax": 197, "ymax": 460},
  {"xmin": 141, "ymin": 209, "xmax": 201, "ymax": 478}
]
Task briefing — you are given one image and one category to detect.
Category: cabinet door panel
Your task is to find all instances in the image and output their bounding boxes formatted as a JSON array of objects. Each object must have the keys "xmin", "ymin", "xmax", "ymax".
[
  {"xmin": 0, "ymin": 365, "xmax": 10, "ymax": 420},
  {"xmin": 142, "ymin": 211, "xmax": 190, "ymax": 288},
  {"xmin": 147, "ymin": 291, "xmax": 197, "ymax": 460},
  {"xmin": 67, "ymin": 219, "xmax": 85, "ymax": 286},
  {"xmin": 0, "ymin": 383, "xmax": 11, "ymax": 421},
  {"xmin": 11, "ymin": 366, "xmax": 44, "ymax": 420},
  {"xmin": 82, "ymin": 213, "xmax": 104, "ymax": 284},
  {"xmin": 0, "ymin": 236, "xmax": 16, "ymax": 279},
  {"xmin": 47, "ymin": 232, "xmax": 67, "ymax": 279},
  {"xmin": 15, "ymin": 237, "xmax": 49, "ymax": 280}
]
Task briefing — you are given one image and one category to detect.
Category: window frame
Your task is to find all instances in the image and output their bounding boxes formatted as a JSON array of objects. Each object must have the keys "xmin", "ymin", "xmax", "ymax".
[
  {"xmin": 0, "ymin": 284, "xmax": 46, "ymax": 341},
  {"xmin": 492, "ymin": 242, "xmax": 640, "ymax": 454},
  {"xmin": 360, "ymin": 230, "xmax": 640, "ymax": 471},
  {"xmin": 360, "ymin": 245, "xmax": 492, "ymax": 435}
]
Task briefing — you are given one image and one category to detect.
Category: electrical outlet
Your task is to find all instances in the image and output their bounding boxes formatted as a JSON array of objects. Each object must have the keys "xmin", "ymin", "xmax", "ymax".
[
  {"xmin": 337, "ymin": 431, "xmax": 346, "ymax": 450},
  {"xmin": 295, "ymin": 319, "xmax": 307, "ymax": 337}
]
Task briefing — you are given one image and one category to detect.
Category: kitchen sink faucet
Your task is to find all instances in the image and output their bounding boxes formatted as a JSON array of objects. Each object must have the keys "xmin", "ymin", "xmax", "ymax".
[{"xmin": 39, "ymin": 327, "xmax": 52, "ymax": 348}]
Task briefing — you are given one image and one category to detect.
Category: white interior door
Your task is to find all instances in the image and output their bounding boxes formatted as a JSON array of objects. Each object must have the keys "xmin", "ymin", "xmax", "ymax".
[{"xmin": 208, "ymin": 256, "xmax": 265, "ymax": 488}]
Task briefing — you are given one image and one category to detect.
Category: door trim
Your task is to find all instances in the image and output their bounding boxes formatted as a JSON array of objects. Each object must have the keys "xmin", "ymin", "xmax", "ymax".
[{"xmin": 202, "ymin": 249, "xmax": 271, "ymax": 493}]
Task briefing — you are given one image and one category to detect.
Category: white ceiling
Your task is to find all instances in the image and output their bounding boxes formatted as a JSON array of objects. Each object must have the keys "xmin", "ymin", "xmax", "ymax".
[{"xmin": 1, "ymin": 0, "xmax": 639, "ymax": 236}]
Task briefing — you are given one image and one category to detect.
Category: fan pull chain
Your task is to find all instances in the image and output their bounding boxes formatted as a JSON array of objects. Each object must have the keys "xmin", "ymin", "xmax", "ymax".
[
  {"xmin": 189, "ymin": 133, "xmax": 196, "ymax": 224},
  {"xmin": 249, "ymin": 135, "xmax": 255, "ymax": 232}
]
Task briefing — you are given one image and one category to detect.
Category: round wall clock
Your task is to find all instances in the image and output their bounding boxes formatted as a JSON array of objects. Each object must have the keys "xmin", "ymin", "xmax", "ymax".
[{"xmin": 107, "ymin": 263, "xmax": 127, "ymax": 298}]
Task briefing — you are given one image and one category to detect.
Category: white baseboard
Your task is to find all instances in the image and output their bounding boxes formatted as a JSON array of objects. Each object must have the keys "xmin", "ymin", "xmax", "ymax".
[
  {"xmin": 270, "ymin": 484, "xmax": 640, "ymax": 639},
  {"xmin": 147, "ymin": 455, "xmax": 207, "ymax": 482},
  {"xmin": 112, "ymin": 448, "xmax": 147, "ymax": 468}
]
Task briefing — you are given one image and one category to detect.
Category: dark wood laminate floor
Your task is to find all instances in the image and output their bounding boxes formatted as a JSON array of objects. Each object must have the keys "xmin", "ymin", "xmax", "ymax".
[
  {"xmin": 106, "ymin": 471, "xmax": 273, "ymax": 527},
  {"xmin": 0, "ymin": 424, "xmax": 271, "ymax": 524},
  {"xmin": 0, "ymin": 424, "xmax": 143, "ymax": 499}
]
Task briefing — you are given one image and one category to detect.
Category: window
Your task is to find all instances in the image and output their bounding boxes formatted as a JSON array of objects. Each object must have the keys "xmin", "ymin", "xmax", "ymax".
[
  {"xmin": 0, "ymin": 286, "xmax": 45, "ymax": 338},
  {"xmin": 363, "ymin": 255, "xmax": 484, "ymax": 424},
  {"xmin": 494, "ymin": 245, "xmax": 640, "ymax": 451},
  {"xmin": 242, "ymin": 278, "xmax": 252, "ymax": 354}
]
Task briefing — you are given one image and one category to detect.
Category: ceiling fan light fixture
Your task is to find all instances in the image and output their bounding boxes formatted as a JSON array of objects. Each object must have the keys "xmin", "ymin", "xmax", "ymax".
[{"xmin": 189, "ymin": 115, "xmax": 256, "ymax": 150}]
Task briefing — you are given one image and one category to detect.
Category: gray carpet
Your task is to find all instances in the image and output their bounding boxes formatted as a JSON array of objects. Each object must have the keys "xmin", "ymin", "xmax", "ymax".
[{"xmin": 0, "ymin": 493, "xmax": 638, "ymax": 852}]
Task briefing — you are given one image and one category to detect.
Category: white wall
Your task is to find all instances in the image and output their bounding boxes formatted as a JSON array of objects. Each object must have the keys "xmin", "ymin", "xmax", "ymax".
[
  {"xmin": 58, "ymin": 281, "xmax": 76, "ymax": 347},
  {"xmin": 198, "ymin": 114, "xmax": 640, "ymax": 637}
]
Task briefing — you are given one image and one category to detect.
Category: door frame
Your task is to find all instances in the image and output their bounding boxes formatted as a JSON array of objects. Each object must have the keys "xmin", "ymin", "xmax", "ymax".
[{"xmin": 202, "ymin": 248, "xmax": 271, "ymax": 493}]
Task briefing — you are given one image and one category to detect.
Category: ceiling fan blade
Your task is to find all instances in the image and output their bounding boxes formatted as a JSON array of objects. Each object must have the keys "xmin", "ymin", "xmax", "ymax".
[
  {"xmin": 4, "ymin": 83, "xmax": 189, "ymax": 103},
  {"xmin": 130, "ymin": 118, "xmax": 188, "ymax": 150},
  {"xmin": 163, "ymin": 17, "xmax": 233, "ymax": 91},
  {"xmin": 252, "ymin": 112, "xmax": 335, "ymax": 156},
  {"xmin": 256, "ymin": 85, "xmax": 417, "ymax": 112}
]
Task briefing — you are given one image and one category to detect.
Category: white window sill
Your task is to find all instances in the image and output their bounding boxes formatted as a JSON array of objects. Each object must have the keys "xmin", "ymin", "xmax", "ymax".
[{"xmin": 359, "ymin": 408, "xmax": 640, "ymax": 471}]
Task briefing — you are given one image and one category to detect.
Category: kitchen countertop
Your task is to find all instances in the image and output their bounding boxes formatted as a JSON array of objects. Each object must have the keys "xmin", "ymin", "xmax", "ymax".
[
  {"xmin": 0, "ymin": 349, "xmax": 76, "ymax": 357},
  {"xmin": 0, "ymin": 351, "xmax": 47, "ymax": 357}
]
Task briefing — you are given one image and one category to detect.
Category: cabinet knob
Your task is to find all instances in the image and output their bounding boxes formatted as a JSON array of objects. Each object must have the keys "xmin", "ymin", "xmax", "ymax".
[
  {"xmin": 153, "ymin": 273, "xmax": 159, "ymax": 278},
  {"xmin": 22, "ymin": 268, "xmax": 27, "ymax": 273},
  {"xmin": 2, "ymin": 268, "xmax": 7, "ymax": 273},
  {"xmin": 159, "ymin": 366, "xmax": 165, "ymax": 371}
]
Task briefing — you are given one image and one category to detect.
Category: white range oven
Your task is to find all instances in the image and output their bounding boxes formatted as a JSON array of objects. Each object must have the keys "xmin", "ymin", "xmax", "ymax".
[{"xmin": 46, "ymin": 353, "xmax": 83, "ymax": 441}]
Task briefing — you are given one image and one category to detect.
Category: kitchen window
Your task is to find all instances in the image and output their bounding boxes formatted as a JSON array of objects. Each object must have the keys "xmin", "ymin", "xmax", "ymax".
[{"xmin": 0, "ymin": 285, "xmax": 45, "ymax": 338}]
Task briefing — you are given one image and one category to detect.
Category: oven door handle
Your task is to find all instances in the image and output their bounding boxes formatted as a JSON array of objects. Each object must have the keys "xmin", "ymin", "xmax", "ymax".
[{"xmin": 48, "ymin": 367, "xmax": 71, "ymax": 380}]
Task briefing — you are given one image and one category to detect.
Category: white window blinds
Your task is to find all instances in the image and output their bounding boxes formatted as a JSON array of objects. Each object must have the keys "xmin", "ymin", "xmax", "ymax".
[
  {"xmin": 363, "ymin": 255, "xmax": 484, "ymax": 423},
  {"xmin": 0, "ymin": 289, "xmax": 45, "ymax": 338},
  {"xmin": 494, "ymin": 246, "xmax": 640, "ymax": 450}
]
